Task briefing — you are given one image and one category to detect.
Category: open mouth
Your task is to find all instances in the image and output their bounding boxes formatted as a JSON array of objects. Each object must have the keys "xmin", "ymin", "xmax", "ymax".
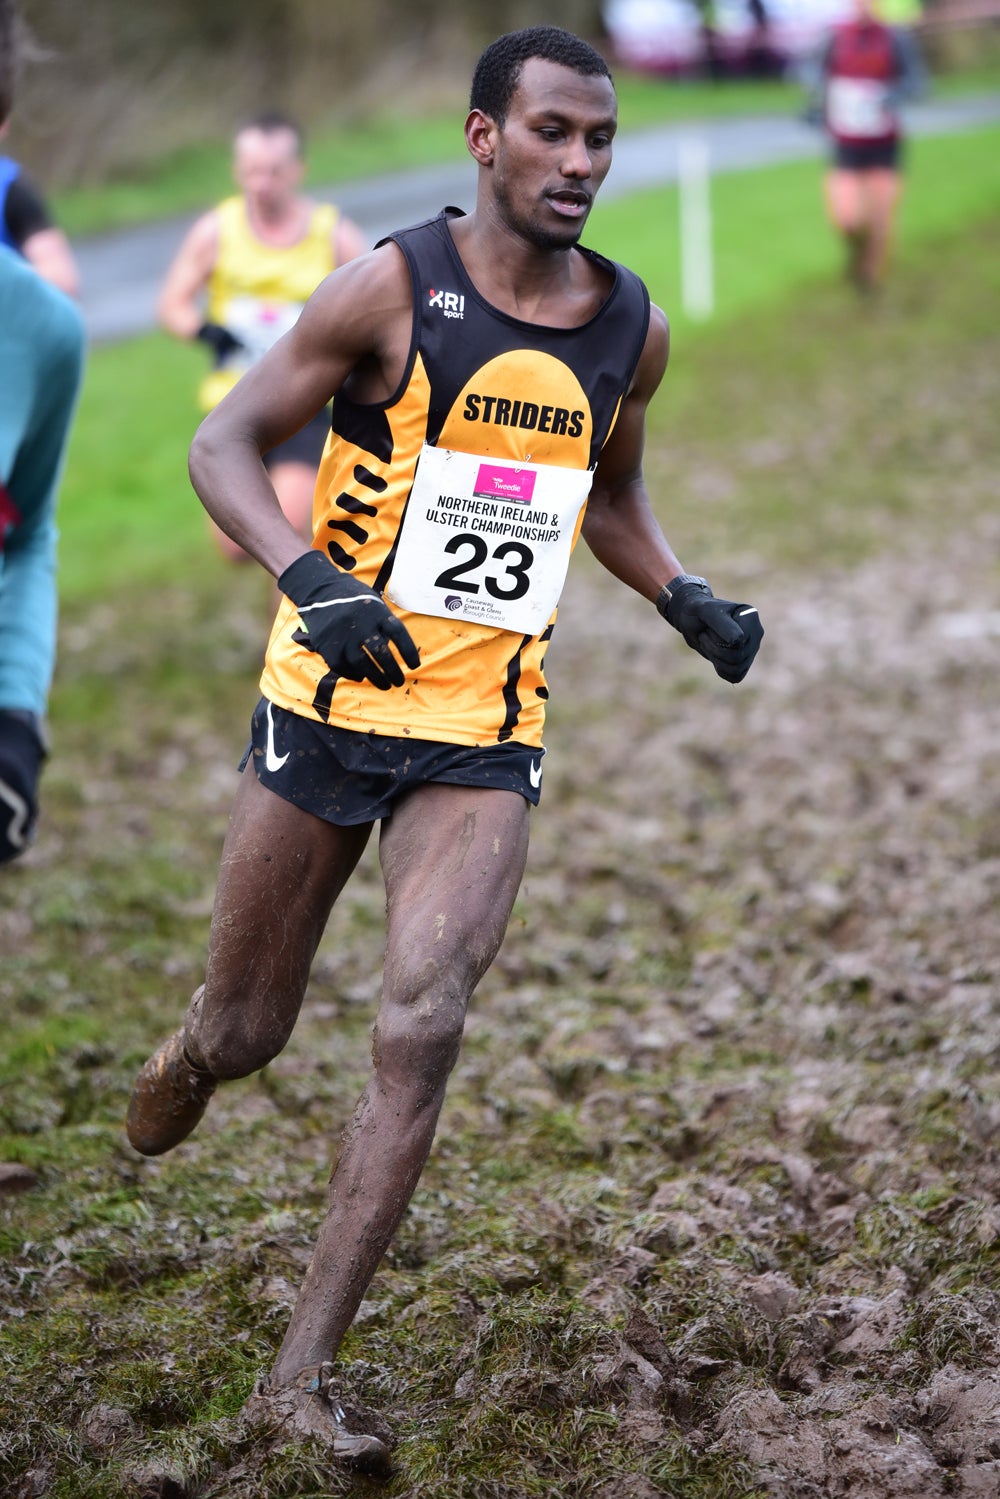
[{"xmin": 547, "ymin": 189, "xmax": 592, "ymax": 217}]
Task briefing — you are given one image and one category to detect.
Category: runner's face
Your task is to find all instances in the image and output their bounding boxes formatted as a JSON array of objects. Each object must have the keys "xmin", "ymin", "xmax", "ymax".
[
  {"xmin": 233, "ymin": 127, "xmax": 304, "ymax": 218},
  {"xmin": 488, "ymin": 58, "xmax": 617, "ymax": 252}
]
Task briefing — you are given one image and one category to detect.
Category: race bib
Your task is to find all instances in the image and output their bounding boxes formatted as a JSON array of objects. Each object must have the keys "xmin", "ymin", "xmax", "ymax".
[
  {"xmin": 222, "ymin": 295, "xmax": 304, "ymax": 368},
  {"xmin": 827, "ymin": 78, "xmax": 891, "ymax": 138},
  {"xmin": 386, "ymin": 444, "xmax": 593, "ymax": 634}
]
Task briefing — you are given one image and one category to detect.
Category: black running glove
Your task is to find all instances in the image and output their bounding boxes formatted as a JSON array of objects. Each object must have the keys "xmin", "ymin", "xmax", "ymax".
[
  {"xmin": 196, "ymin": 321, "xmax": 246, "ymax": 362},
  {"xmin": 656, "ymin": 574, "xmax": 763, "ymax": 684},
  {"xmin": 0, "ymin": 710, "xmax": 45, "ymax": 864},
  {"xmin": 278, "ymin": 550, "xmax": 420, "ymax": 691}
]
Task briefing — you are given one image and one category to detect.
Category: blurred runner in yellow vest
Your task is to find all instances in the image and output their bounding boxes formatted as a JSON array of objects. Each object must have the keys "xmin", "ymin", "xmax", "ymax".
[{"xmin": 158, "ymin": 112, "xmax": 366, "ymax": 562}]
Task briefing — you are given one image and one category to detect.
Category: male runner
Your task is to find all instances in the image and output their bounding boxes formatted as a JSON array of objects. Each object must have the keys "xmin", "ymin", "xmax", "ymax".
[
  {"xmin": 805, "ymin": 0, "xmax": 926, "ymax": 290},
  {"xmin": 127, "ymin": 26, "xmax": 763, "ymax": 1475},
  {"xmin": 157, "ymin": 111, "xmax": 366, "ymax": 557},
  {"xmin": 0, "ymin": 0, "xmax": 84, "ymax": 864},
  {"xmin": 0, "ymin": 136, "xmax": 79, "ymax": 296}
]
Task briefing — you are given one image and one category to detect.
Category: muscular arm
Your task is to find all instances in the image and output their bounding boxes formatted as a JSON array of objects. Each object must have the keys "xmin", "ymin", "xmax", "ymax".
[
  {"xmin": 585, "ymin": 302, "xmax": 763, "ymax": 682},
  {"xmin": 157, "ymin": 212, "xmax": 219, "ymax": 340},
  {"xmin": 582, "ymin": 304, "xmax": 685, "ymax": 597},
  {"xmin": 187, "ymin": 241, "xmax": 410, "ymax": 579}
]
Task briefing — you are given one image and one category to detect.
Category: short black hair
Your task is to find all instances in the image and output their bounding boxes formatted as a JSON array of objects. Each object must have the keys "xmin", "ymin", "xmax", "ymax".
[
  {"xmin": 236, "ymin": 110, "xmax": 305, "ymax": 155},
  {"xmin": 470, "ymin": 26, "xmax": 613, "ymax": 127}
]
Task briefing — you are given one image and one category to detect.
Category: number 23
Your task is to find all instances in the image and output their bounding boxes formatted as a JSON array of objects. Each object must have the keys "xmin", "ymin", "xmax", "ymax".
[{"xmin": 434, "ymin": 534, "xmax": 534, "ymax": 600}]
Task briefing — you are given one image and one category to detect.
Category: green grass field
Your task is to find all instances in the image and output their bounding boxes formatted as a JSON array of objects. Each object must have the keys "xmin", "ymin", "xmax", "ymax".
[{"xmin": 2, "ymin": 113, "xmax": 1000, "ymax": 1499}]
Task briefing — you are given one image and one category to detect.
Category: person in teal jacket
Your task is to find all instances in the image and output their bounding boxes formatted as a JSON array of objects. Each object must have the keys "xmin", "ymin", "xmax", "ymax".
[{"xmin": 0, "ymin": 0, "xmax": 85, "ymax": 863}]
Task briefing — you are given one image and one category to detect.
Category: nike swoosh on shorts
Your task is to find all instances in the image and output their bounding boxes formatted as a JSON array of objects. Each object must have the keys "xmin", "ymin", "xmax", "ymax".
[{"xmin": 265, "ymin": 701, "xmax": 290, "ymax": 772}]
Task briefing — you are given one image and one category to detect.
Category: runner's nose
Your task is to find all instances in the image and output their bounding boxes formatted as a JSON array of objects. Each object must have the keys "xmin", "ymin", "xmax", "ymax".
[{"xmin": 560, "ymin": 135, "xmax": 593, "ymax": 180}]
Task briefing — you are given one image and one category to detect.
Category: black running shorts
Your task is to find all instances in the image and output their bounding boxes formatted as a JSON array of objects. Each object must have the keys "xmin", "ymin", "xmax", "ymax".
[
  {"xmin": 832, "ymin": 138, "xmax": 902, "ymax": 171},
  {"xmin": 239, "ymin": 697, "xmax": 545, "ymax": 825},
  {"xmin": 263, "ymin": 406, "xmax": 331, "ymax": 472}
]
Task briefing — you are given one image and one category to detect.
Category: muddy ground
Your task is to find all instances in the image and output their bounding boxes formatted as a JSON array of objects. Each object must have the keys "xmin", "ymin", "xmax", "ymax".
[{"xmin": 533, "ymin": 509, "xmax": 1000, "ymax": 1495}]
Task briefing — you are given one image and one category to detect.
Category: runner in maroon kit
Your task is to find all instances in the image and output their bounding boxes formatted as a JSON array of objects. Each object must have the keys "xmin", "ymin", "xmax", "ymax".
[{"xmin": 806, "ymin": 0, "xmax": 926, "ymax": 290}]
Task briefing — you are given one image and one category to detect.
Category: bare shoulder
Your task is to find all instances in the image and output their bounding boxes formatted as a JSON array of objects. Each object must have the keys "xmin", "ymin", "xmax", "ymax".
[
  {"xmin": 174, "ymin": 206, "xmax": 221, "ymax": 265},
  {"xmin": 307, "ymin": 239, "xmax": 411, "ymax": 321},
  {"xmin": 632, "ymin": 301, "xmax": 670, "ymax": 396},
  {"xmin": 295, "ymin": 239, "xmax": 414, "ymax": 374},
  {"xmin": 646, "ymin": 300, "xmax": 670, "ymax": 351}
]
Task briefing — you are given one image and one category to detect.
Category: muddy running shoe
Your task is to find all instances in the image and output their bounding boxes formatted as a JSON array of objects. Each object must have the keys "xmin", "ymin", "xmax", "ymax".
[
  {"xmin": 125, "ymin": 1030, "xmax": 217, "ymax": 1156},
  {"xmin": 242, "ymin": 1362, "xmax": 392, "ymax": 1478}
]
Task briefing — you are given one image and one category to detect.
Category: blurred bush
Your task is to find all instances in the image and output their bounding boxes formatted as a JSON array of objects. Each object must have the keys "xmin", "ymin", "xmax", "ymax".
[{"xmin": 8, "ymin": 0, "xmax": 604, "ymax": 185}]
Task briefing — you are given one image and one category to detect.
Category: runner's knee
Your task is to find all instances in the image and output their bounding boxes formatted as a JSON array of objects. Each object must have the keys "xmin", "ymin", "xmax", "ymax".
[
  {"xmin": 373, "ymin": 966, "xmax": 470, "ymax": 1092},
  {"xmin": 188, "ymin": 985, "xmax": 300, "ymax": 1080}
]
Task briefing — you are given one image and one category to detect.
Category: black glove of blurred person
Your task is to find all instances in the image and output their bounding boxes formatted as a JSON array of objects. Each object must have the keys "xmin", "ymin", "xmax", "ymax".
[
  {"xmin": 196, "ymin": 321, "xmax": 246, "ymax": 362},
  {"xmin": 0, "ymin": 710, "xmax": 46, "ymax": 864},
  {"xmin": 278, "ymin": 550, "xmax": 421, "ymax": 691},
  {"xmin": 656, "ymin": 575, "xmax": 763, "ymax": 684}
]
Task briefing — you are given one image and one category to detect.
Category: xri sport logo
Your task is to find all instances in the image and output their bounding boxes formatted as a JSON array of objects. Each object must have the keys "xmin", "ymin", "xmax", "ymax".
[{"xmin": 428, "ymin": 287, "xmax": 465, "ymax": 319}]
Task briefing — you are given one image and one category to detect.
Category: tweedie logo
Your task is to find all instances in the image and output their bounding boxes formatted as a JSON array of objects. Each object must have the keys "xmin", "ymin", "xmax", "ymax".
[{"xmin": 473, "ymin": 462, "xmax": 536, "ymax": 505}]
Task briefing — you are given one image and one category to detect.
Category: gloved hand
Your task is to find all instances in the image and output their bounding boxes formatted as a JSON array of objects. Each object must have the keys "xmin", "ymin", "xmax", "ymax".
[
  {"xmin": 0, "ymin": 710, "xmax": 45, "ymax": 864},
  {"xmin": 279, "ymin": 550, "xmax": 420, "ymax": 691},
  {"xmin": 196, "ymin": 321, "xmax": 246, "ymax": 362},
  {"xmin": 656, "ymin": 575, "xmax": 763, "ymax": 684}
]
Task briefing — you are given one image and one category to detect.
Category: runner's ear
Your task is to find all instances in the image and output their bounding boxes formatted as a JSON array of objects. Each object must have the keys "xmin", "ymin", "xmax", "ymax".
[{"xmin": 465, "ymin": 109, "xmax": 497, "ymax": 166}]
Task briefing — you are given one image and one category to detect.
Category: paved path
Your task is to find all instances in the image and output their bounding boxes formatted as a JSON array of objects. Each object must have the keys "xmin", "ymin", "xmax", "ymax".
[{"xmin": 77, "ymin": 94, "xmax": 1000, "ymax": 345}]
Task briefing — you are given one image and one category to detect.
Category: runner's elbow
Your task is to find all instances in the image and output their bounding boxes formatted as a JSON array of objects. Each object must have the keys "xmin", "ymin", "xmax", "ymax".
[
  {"xmin": 189, "ymin": 405, "xmax": 265, "ymax": 486},
  {"xmin": 188, "ymin": 411, "xmax": 227, "ymax": 488}
]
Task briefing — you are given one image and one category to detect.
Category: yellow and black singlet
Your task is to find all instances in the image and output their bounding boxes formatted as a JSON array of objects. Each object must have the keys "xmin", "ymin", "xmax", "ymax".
[
  {"xmin": 198, "ymin": 195, "xmax": 338, "ymax": 412},
  {"xmin": 261, "ymin": 207, "xmax": 650, "ymax": 750}
]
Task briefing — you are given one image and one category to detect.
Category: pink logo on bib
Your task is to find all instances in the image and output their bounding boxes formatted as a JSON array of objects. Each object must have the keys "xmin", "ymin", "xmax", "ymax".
[{"xmin": 473, "ymin": 462, "xmax": 536, "ymax": 505}]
